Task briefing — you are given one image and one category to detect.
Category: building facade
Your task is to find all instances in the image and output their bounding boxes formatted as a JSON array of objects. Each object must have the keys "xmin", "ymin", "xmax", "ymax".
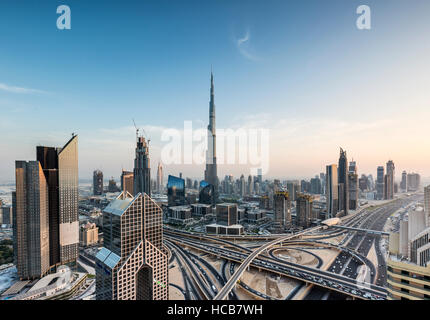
[
  {"xmin": 95, "ymin": 192, "xmax": 168, "ymax": 300},
  {"xmin": 326, "ymin": 164, "xmax": 338, "ymax": 218},
  {"xmin": 13, "ymin": 161, "xmax": 50, "ymax": 280},
  {"xmin": 93, "ymin": 170, "xmax": 103, "ymax": 195},
  {"xmin": 133, "ymin": 135, "xmax": 151, "ymax": 196},
  {"xmin": 204, "ymin": 72, "xmax": 219, "ymax": 203},
  {"xmin": 273, "ymin": 191, "xmax": 291, "ymax": 228}
]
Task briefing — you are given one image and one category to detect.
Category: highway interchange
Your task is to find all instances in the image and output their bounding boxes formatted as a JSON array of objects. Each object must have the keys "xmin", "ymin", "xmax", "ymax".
[{"xmin": 165, "ymin": 193, "xmax": 422, "ymax": 300}]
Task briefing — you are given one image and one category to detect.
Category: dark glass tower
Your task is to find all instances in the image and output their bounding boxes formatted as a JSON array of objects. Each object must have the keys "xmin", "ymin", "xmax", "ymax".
[
  {"xmin": 36, "ymin": 134, "xmax": 79, "ymax": 269},
  {"xmin": 338, "ymin": 147, "xmax": 349, "ymax": 215},
  {"xmin": 133, "ymin": 135, "xmax": 151, "ymax": 196},
  {"xmin": 204, "ymin": 72, "xmax": 219, "ymax": 204}
]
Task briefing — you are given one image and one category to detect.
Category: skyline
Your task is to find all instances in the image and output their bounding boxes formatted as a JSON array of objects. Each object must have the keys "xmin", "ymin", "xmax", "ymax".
[{"xmin": 1, "ymin": 0, "xmax": 430, "ymax": 181}]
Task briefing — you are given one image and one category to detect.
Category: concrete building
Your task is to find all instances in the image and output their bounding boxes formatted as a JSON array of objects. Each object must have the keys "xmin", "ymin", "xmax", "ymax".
[
  {"xmin": 425, "ymin": 185, "xmax": 430, "ymax": 228},
  {"xmin": 79, "ymin": 222, "xmax": 99, "ymax": 246},
  {"xmin": 13, "ymin": 161, "xmax": 50, "ymax": 280},
  {"xmin": 167, "ymin": 206, "xmax": 193, "ymax": 225},
  {"xmin": 384, "ymin": 160, "xmax": 395, "ymax": 200},
  {"xmin": 93, "ymin": 170, "xmax": 103, "ymax": 195},
  {"xmin": 401, "ymin": 171, "xmax": 407, "ymax": 192},
  {"xmin": 216, "ymin": 203, "xmax": 238, "ymax": 226},
  {"xmin": 95, "ymin": 192, "xmax": 168, "ymax": 300},
  {"xmin": 0, "ymin": 205, "xmax": 11, "ymax": 225},
  {"xmin": 337, "ymin": 148, "xmax": 349, "ymax": 215},
  {"xmin": 348, "ymin": 172, "xmax": 359, "ymax": 210},
  {"xmin": 386, "ymin": 257, "xmax": 430, "ymax": 300},
  {"xmin": 273, "ymin": 191, "xmax": 291, "ymax": 228},
  {"xmin": 156, "ymin": 162, "xmax": 163, "ymax": 194},
  {"xmin": 133, "ymin": 134, "xmax": 151, "ymax": 197},
  {"xmin": 296, "ymin": 193, "xmax": 313, "ymax": 228},
  {"xmin": 407, "ymin": 173, "xmax": 421, "ymax": 192},
  {"xmin": 326, "ymin": 164, "xmax": 338, "ymax": 218},
  {"xmin": 191, "ymin": 203, "xmax": 212, "ymax": 217},
  {"xmin": 376, "ymin": 166, "xmax": 385, "ymax": 200}
]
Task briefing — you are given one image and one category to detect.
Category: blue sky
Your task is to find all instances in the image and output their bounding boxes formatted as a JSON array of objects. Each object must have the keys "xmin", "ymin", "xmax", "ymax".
[{"xmin": 1, "ymin": 0, "xmax": 430, "ymax": 183}]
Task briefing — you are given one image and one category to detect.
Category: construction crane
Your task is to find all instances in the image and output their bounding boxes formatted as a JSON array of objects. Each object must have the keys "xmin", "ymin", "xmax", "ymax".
[{"xmin": 132, "ymin": 119, "xmax": 150, "ymax": 144}]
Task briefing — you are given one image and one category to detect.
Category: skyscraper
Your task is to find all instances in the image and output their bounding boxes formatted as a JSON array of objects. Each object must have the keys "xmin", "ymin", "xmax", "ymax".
[
  {"xmin": 93, "ymin": 170, "xmax": 103, "ymax": 195},
  {"xmin": 133, "ymin": 134, "xmax": 151, "ymax": 196},
  {"xmin": 348, "ymin": 160, "xmax": 359, "ymax": 211},
  {"xmin": 36, "ymin": 134, "xmax": 79, "ymax": 268},
  {"xmin": 156, "ymin": 162, "xmax": 163, "ymax": 194},
  {"xmin": 296, "ymin": 193, "xmax": 313, "ymax": 228},
  {"xmin": 338, "ymin": 148, "xmax": 349, "ymax": 215},
  {"xmin": 13, "ymin": 161, "xmax": 50, "ymax": 280},
  {"xmin": 424, "ymin": 185, "xmax": 430, "ymax": 228},
  {"xmin": 120, "ymin": 170, "xmax": 134, "ymax": 195},
  {"xmin": 204, "ymin": 72, "xmax": 218, "ymax": 202},
  {"xmin": 384, "ymin": 160, "xmax": 395, "ymax": 200},
  {"xmin": 326, "ymin": 164, "xmax": 338, "ymax": 218},
  {"xmin": 376, "ymin": 166, "xmax": 385, "ymax": 200},
  {"xmin": 273, "ymin": 191, "xmax": 291, "ymax": 228},
  {"xmin": 95, "ymin": 192, "xmax": 169, "ymax": 300},
  {"xmin": 401, "ymin": 171, "xmax": 407, "ymax": 192}
]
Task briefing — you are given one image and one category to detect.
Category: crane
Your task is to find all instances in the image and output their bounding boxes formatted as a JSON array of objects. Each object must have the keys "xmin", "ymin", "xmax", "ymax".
[{"xmin": 132, "ymin": 119, "xmax": 150, "ymax": 144}]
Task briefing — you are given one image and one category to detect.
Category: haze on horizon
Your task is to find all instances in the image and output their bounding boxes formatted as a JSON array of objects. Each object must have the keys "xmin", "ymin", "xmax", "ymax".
[{"xmin": 1, "ymin": 0, "xmax": 430, "ymax": 183}]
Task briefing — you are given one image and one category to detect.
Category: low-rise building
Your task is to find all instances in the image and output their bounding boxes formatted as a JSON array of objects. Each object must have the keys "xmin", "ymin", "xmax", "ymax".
[{"xmin": 79, "ymin": 222, "xmax": 99, "ymax": 246}]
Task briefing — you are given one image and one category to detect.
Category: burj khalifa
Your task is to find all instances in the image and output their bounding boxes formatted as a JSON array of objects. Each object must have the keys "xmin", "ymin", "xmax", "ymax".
[{"xmin": 204, "ymin": 72, "xmax": 219, "ymax": 203}]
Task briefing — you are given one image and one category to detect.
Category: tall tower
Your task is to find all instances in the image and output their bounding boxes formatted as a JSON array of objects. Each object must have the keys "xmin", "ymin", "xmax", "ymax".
[
  {"xmin": 133, "ymin": 134, "xmax": 151, "ymax": 196},
  {"xmin": 14, "ymin": 161, "xmax": 50, "ymax": 280},
  {"xmin": 385, "ymin": 160, "xmax": 395, "ymax": 200},
  {"xmin": 156, "ymin": 162, "xmax": 163, "ymax": 194},
  {"xmin": 326, "ymin": 164, "xmax": 338, "ymax": 218},
  {"xmin": 338, "ymin": 148, "xmax": 349, "ymax": 216},
  {"xmin": 204, "ymin": 71, "xmax": 219, "ymax": 203},
  {"xmin": 36, "ymin": 134, "xmax": 79, "ymax": 269},
  {"xmin": 93, "ymin": 170, "xmax": 103, "ymax": 195}
]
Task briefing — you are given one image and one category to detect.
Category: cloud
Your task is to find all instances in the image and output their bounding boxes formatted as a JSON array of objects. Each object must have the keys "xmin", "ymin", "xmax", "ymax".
[
  {"xmin": 235, "ymin": 29, "xmax": 260, "ymax": 61},
  {"xmin": 0, "ymin": 82, "xmax": 49, "ymax": 94}
]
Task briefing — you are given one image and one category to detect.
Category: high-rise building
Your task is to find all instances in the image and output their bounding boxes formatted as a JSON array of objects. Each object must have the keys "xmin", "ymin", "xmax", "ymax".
[
  {"xmin": 376, "ymin": 166, "xmax": 385, "ymax": 200},
  {"xmin": 36, "ymin": 135, "xmax": 79, "ymax": 268},
  {"xmin": 384, "ymin": 160, "xmax": 395, "ymax": 200},
  {"xmin": 108, "ymin": 177, "xmax": 120, "ymax": 193},
  {"xmin": 204, "ymin": 72, "xmax": 219, "ymax": 202},
  {"xmin": 216, "ymin": 203, "xmax": 238, "ymax": 226},
  {"xmin": 338, "ymin": 148, "xmax": 349, "ymax": 215},
  {"xmin": 296, "ymin": 193, "xmax": 313, "ymax": 228},
  {"xmin": 239, "ymin": 175, "xmax": 246, "ymax": 197},
  {"xmin": 401, "ymin": 171, "xmax": 407, "ymax": 192},
  {"xmin": 348, "ymin": 172, "xmax": 359, "ymax": 210},
  {"xmin": 0, "ymin": 205, "xmax": 11, "ymax": 225},
  {"xmin": 407, "ymin": 173, "xmax": 421, "ymax": 192},
  {"xmin": 95, "ymin": 192, "xmax": 168, "ymax": 300},
  {"xmin": 133, "ymin": 134, "xmax": 151, "ymax": 196},
  {"xmin": 286, "ymin": 181, "xmax": 299, "ymax": 202},
  {"xmin": 120, "ymin": 170, "xmax": 134, "ymax": 195},
  {"xmin": 310, "ymin": 176, "xmax": 322, "ymax": 194},
  {"xmin": 359, "ymin": 174, "xmax": 368, "ymax": 192},
  {"xmin": 273, "ymin": 191, "xmax": 291, "ymax": 228},
  {"xmin": 93, "ymin": 170, "xmax": 103, "ymax": 195},
  {"xmin": 247, "ymin": 175, "xmax": 253, "ymax": 195},
  {"xmin": 156, "ymin": 162, "xmax": 163, "ymax": 194},
  {"xmin": 257, "ymin": 168, "xmax": 263, "ymax": 184},
  {"xmin": 425, "ymin": 185, "xmax": 430, "ymax": 228},
  {"xmin": 326, "ymin": 164, "xmax": 338, "ymax": 218},
  {"xmin": 167, "ymin": 175, "xmax": 186, "ymax": 206},
  {"xmin": 13, "ymin": 161, "xmax": 50, "ymax": 280}
]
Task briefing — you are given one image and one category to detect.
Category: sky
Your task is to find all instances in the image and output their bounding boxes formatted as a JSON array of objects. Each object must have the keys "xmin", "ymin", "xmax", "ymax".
[{"xmin": 1, "ymin": 0, "xmax": 430, "ymax": 183}]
